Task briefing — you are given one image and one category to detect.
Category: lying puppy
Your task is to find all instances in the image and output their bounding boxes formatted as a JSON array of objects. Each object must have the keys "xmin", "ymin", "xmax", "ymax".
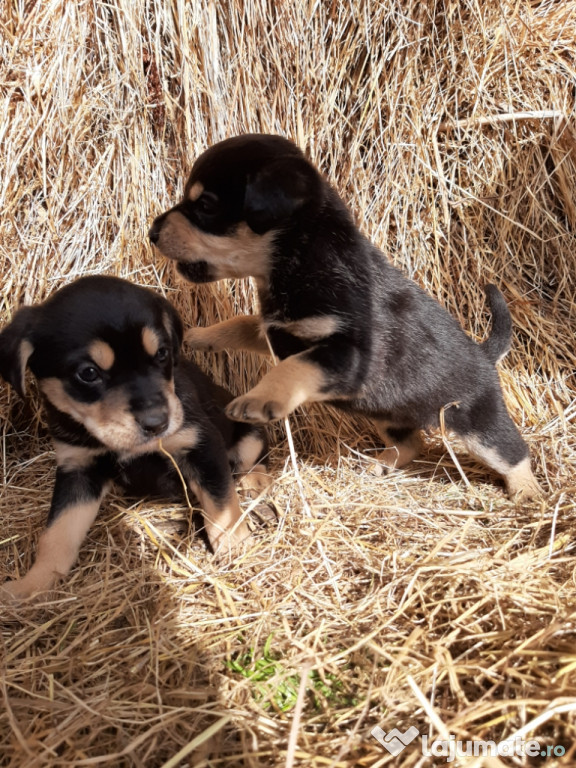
[
  {"xmin": 0, "ymin": 276, "xmax": 267, "ymax": 599},
  {"xmin": 148, "ymin": 133, "xmax": 540, "ymax": 499}
]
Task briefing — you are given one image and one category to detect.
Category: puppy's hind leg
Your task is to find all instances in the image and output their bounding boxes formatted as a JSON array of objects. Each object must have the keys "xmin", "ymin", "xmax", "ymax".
[
  {"xmin": 371, "ymin": 420, "xmax": 423, "ymax": 475},
  {"xmin": 228, "ymin": 425, "xmax": 271, "ymax": 493},
  {"xmin": 181, "ymin": 436, "xmax": 252, "ymax": 554}
]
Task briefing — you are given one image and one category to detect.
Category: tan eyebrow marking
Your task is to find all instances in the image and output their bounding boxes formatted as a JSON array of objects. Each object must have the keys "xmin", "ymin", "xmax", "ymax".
[
  {"xmin": 188, "ymin": 181, "xmax": 204, "ymax": 201},
  {"xmin": 142, "ymin": 327, "xmax": 160, "ymax": 357},
  {"xmin": 88, "ymin": 340, "xmax": 115, "ymax": 370}
]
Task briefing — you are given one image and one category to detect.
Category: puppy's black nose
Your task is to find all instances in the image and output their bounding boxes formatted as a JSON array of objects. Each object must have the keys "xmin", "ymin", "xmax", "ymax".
[
  {"xmin": 148, "ymin": 214, "xmax": 165, "ymax": 245},
  {"xmin": 135, "ymin": 408, "xmax": 169, "ymax": 436}
]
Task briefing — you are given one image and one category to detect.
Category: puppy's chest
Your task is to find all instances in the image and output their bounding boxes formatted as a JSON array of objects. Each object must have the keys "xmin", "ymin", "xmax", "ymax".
[
  {"xmin": 114, "ymin": 450, "xmax": 185, "ymax": 500},
  {"xmin": 54, "ymin": 423, "xmax": 202, "ymax": 499},
  {"xmin": 114, "ymin": 425, "xmax": 201, "ymax": 499}
]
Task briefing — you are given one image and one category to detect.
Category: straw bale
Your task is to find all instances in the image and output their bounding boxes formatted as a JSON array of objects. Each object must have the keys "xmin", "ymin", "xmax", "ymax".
[{"xmin": 1, "ymin": 1, "xmax": 575, "ymax": 766}]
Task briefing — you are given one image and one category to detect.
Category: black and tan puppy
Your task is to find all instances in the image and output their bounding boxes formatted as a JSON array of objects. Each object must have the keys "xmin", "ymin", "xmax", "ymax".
[
  {"xmin": 149, "ymin": 133, "xmax": 540, "ymax": 499},
  {"xmin": 0, "ymin": 276, "xmax": 267, "ymax": 600}
]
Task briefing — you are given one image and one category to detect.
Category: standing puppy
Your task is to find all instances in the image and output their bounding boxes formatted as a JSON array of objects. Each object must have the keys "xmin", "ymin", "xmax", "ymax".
[
  {"xmin": 149, "ymin": 133, "xmax": 540, "ymax": 499},
  {"xmin": 0, "ymin": 276, "xmax": 267, "ymax": 600}
]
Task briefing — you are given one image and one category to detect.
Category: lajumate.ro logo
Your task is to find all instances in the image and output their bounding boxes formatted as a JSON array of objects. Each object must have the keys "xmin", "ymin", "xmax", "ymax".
[{"xmin": 371, "ymin": 724, "xmax": 566, "ymax": 762}]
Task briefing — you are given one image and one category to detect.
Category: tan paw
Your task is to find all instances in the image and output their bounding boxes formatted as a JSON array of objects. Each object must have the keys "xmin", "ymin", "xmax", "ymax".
[
  {"xmin": 184, "ymin": 327, "xmax": 218, "ymax": 351},
  {"xmin": 237, "ymin": 464, "xmax": 273, "ymax": 494},
  {"xmin": 226, "ymin": 395, "xmax": 285, "ymax": 424},
  {"xmin": 368, "ymin": 444, "xmax": 418, "ymax": 475},
  {"xmin": 368, "ymin": 460, "xmax": 388, "ymax": 477},
  {"xmin": 208, "ymin": 520, "xmax": 252, "ymax": 557},
  {"xmin": 1, "ymin": 578, "xmax": 38, "ymax": 602}
]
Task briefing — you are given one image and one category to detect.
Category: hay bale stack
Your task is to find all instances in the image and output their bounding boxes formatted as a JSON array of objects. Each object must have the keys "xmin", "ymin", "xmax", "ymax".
[{"xmin": 1, "ymin": 1, "xmax": 575, "ymax": 766}]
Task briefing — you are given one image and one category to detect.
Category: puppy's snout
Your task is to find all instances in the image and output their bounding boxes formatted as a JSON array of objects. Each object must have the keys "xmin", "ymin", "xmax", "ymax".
[
  {"xmin": 148, "ymin": 215, "xmax": 165, "ymax": 245},
  {"xmin": 132, "ymin": 391, "xmax": 169, "ymax": 436},
  {"xmin": 134, "ymin": 406, "xmax": 169, "ymax": 436}
]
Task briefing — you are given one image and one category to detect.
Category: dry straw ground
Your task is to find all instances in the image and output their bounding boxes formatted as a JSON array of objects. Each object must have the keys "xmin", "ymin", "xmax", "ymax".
[{"xmin": 1, "ymin": 0, "xmax": 575, "ymax": 766}]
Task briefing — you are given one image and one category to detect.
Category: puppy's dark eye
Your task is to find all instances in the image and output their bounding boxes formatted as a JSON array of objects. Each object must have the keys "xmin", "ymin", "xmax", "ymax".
[
  {"xmin": 76, "ymin": 365, "xmax": 102, "ymax": 384},
  {"xmin": 156, "ymin": 347, "xmax": 170, "ymax": 363},
  {"xmin": 195, "ymin": 192, "xmax": 219, "ymax": 217}
]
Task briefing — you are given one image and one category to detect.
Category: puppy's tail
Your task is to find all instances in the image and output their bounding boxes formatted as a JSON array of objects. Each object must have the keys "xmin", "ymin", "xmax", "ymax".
[{"xmin": 480, "ymin": 284, "xmax": 513, "ymax": 364}]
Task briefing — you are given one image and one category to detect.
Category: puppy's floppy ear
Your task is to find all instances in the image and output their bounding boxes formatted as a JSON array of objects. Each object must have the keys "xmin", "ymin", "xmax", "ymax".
[
  {"xmin": 0, "ymin": 306, "xmax": 37, "ymax": 398},
  {"xmin": 162, "ymin": 302, "xmax": 184, "ymax": 360},
  {"xmin": 244, "ymin": 156, "xmax": 321, "ymax": 234}
]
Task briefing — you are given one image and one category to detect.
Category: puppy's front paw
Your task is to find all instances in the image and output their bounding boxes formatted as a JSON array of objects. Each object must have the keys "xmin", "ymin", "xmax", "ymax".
[
  {"xmin": 238, "ymin": 464, "xmax": 273, "ymax": 494},
  {"xmin": 184, "ymin": 327, "xmax": 218, "ymax": 351},
  {"xmin": 209, "ymin": 522, "xmax": 252, "ymax": 558},
  {"xmin": 226, "ymin": 395, "xmax": 285, "ymax": 424},
  {"xmin": 368, "ymin": 460, "xmax": 389, "ymax": 477},
  {"xmin": 1, "ymin": 579, "xmax": 33, "ymax": 602}
]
